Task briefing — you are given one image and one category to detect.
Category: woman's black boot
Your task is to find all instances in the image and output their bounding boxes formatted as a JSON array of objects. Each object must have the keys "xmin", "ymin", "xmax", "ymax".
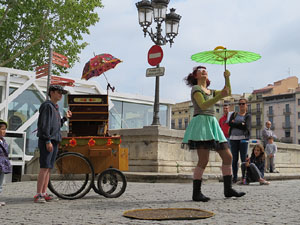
[
  {"xmin": 223, "ymin": 175, "xmax": 246, "ymax": 197},
  {"xmin": 192, "ymin": 180, "xmax": 210, "ymax": 202}
]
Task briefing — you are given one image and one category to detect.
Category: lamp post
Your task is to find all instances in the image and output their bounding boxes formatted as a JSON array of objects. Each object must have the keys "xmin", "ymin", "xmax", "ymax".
[{"xmin": 136, "ymin": 0, "xmax": 181, "ymax": 126}]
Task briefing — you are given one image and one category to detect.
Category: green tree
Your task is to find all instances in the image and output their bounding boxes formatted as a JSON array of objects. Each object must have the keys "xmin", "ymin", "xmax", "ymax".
[{"xmin": 0, "ymin": 0, "xmax": 103, "ymax": 74}]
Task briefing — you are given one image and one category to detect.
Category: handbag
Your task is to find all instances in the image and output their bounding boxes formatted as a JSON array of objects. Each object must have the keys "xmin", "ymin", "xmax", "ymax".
[{"xmin": 0, "ymin": 143, "xmax": 12, "ymax": 174}]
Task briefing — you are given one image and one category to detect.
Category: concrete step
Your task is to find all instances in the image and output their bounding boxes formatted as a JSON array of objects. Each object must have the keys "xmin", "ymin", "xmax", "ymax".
[{"xmin": 21, "ymin": 172, "xmax": 300, "ymax": 183}]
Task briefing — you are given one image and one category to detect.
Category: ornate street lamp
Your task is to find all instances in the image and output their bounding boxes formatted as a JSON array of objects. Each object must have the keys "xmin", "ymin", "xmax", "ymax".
[
  {"xmin": 136, "ymin": 0, "xmax": 181, "ymax": 125},
  {"xmin": 165, "ymin": 8, "xmax": 181, "ymax": 46}
]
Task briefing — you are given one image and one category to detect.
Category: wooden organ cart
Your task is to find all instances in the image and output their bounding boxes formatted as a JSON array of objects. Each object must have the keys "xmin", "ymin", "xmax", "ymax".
[{"xmin": 48, "ymin": 94, "xmax": 128, "ymax": 199}]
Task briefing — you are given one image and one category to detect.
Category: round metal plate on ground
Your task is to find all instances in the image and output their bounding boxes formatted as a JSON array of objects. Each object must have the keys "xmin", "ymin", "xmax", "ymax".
[{"xmin": 123, "ymin": 208, "xmax": 214, "ymax": 220}]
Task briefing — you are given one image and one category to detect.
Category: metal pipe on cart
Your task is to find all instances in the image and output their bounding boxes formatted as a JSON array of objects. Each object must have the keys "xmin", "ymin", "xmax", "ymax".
[{"xmin": 103, "ymin": 72, "xmax": 115, "ymax": 95}]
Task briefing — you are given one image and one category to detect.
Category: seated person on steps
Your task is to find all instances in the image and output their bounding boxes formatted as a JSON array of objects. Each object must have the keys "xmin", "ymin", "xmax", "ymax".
[{"xmin": 240, "ymin": 144, "xmax": 270, "ymax": 185}]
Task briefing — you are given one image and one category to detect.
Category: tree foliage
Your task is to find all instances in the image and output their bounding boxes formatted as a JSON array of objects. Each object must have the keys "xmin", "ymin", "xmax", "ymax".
[{"xmin": 0, "ymin": 0, "xmax": 103, "ymax": 74}]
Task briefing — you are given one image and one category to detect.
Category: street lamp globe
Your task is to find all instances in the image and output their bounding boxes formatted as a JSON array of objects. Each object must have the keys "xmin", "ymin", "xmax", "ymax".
[
  {"xmin": 165, "ymin": 8, "xmax": 181, "ymax": 46},
  {"xmin": 136, "ymin": 0, "xmax": 153, "ymax": 30},
  {"xmin": 151, "ymin": 0, "xmax": 170, "ymax": 21}
]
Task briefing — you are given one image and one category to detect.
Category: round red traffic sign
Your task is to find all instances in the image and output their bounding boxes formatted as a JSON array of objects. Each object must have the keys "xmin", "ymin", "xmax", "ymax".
[{"xmin": 147, "ymin": 45, "xmax": 163, "ymax": 66}]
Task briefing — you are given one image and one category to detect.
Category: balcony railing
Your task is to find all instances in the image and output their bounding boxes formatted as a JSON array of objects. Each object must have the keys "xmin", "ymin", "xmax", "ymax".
[
  {"xmin": 282, "ymin": 122, "xmax": 292, "ymax": 129},
  {"xmin": 267, "ymin": 110, "xmax": 274, "ymax": 116},
  {"xmin": 283, "ymin": 108, "xmax": 291, "ymax": 115},
  {"xmin": 251, "ymin": 108, "xmax": 262, "ymax": 114}
]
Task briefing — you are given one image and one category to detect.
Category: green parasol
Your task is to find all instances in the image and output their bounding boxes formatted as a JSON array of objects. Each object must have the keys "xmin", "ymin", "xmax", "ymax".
[{"xmin": 191, "ymin": 46, "xmax": 261, "ymax": 71}]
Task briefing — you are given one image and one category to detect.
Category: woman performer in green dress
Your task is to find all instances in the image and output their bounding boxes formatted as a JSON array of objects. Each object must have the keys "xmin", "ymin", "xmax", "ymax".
[{"xmin": 182, "ymin": 66, "xmax": 245, "ymax": 201}]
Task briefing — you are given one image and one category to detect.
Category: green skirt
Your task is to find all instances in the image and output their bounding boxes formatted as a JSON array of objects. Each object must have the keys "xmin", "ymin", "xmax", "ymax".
[{"xmin": 182, "ymin": 114, "xmax": 228, "ymax": 150}]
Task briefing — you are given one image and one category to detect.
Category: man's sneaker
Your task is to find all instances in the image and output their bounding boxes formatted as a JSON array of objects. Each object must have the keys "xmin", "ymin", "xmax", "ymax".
[
  {"xmin": 34, "ymin": 194, "xmax": 46, "ymax": 203},
  {"xmin": 44, "ymin": 193, "xmax": 56, "ymax": 202}
]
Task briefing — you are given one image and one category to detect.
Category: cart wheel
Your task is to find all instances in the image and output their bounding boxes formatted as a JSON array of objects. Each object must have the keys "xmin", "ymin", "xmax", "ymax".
[
  {"xmin": 48, "ymin": 152, "xmax": 94, "ymax": 200},
  {"xmin": 97, "ymin": 168, "xmax": 127, "ymax": 198},
  {"xmin": 92, "ymin": 173, "xmax": 120, "ymax": 195},
  {"xmin": 92, "ymin": 174, "xmax": 102, "ymax": 195}
]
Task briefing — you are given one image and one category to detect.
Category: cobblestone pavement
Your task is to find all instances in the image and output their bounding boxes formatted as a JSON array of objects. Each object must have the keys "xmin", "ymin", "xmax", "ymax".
[{"xmin": 0, "ymin": 179, "xmax": 300, "ymax": 225}]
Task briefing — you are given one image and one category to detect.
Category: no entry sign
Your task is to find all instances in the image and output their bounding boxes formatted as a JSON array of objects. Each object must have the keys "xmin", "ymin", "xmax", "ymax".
[{"xmin": 147, "ymin": 45, "xmax": 163, "ymax": 66}]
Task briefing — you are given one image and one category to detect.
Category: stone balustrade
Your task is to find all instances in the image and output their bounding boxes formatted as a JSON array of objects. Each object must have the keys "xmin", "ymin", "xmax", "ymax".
[{"xmin": 111, "ymin": 126, "xmax": 300, "ymax": 174}]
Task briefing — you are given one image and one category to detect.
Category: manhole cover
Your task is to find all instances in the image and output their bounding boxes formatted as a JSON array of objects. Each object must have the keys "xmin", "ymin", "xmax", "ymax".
[{"xmin": 123, "ymin": 208, "xmax": 214, "ymax": 220}]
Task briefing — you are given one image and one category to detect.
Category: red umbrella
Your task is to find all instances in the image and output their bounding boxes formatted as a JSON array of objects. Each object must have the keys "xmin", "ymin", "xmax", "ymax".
[{"xmin": 81, "ymin": 53, "xmax": 122, "ymax": 81}]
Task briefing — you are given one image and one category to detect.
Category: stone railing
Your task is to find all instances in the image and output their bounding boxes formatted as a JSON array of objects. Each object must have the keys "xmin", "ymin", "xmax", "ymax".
[
  {"xmin": 25, "ymin": 126, "xmax": 300, "ymax": 175},
  {"xmin": 112, "ymin": 126, "xmax": 300, "ymax": 174}
]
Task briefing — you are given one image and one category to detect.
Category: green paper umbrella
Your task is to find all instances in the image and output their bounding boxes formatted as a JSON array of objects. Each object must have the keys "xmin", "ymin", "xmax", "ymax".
[{"xmin": 191, "ymin": 46, "xmax": 261, "ymax": 71}]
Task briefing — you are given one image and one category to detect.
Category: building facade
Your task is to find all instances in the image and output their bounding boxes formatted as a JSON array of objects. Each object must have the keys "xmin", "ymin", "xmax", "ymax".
[
  {"xmin": 263, "ymin": 93, "xmax": 295, "ymax": 143},
  {"xmin": 249, "ymin": 89, "xmax": 268, "ymax": 139},
  {"xmin": 249, "ymin": 76, "xmax": 299, "ymax": 142},
  {"xmin": 171, "ymin": 101, "xmax": 191, "ymax": 130},
  {"xmin": 295, "ymin": 87, "xmax": 300, "ymax": 144}
]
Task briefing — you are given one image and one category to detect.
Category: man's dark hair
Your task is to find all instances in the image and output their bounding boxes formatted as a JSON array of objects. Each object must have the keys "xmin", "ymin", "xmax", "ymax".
[
  {"xmin": 0, "ymin": 119, "xmax": 8, "ymax": 128},
  {"xmin": 48, "ymin": 85, "xmax": 68, "ymax": 97}
]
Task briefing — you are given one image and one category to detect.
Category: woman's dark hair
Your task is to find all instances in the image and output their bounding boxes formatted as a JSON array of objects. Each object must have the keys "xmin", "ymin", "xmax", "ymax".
[
  {"xmin": 251, "ymin": 144, "xmax": 265, "ymax": 161},
  {"xmin": 184, "ymin": 72, "xmax": 197, "ymax": 87},
  {"xmin": 184, "ymin": 66, "xmax": 210, "ymax": 87}
]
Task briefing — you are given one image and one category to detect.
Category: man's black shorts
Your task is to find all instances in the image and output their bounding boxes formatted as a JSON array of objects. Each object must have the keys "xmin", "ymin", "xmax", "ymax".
[{"xmin": 38, "ymin": 139, "xmax": 58, "ymax": 169}]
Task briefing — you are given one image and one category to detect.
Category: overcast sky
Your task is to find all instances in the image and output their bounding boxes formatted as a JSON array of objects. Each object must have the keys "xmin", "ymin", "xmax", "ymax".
[{"xmin": 67, "ymin": 0, "xmax": 300, "ymax": 103}]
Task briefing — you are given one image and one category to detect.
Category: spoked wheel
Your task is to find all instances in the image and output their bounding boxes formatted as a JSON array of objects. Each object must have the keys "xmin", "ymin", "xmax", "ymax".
[
  {"xmin": 92, "ymin": 173, "xmax": 119, "ymax": 195},
  {"xmin": 97, "ymin": 168, "xmax": 127, "ymax": 198},
  {"xmin": 92, "ymin": 174, "xmax": 102, "ymax": 195},
  {"xmin": 48, "ymin": 152, "xmax": 94, "ymax": 199}
]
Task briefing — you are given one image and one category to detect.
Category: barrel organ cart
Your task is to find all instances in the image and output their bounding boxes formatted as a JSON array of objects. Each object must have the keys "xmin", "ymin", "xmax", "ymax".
[{"xmin": 48, "ymin": 94, "xmax": 128, "ymax": 199}]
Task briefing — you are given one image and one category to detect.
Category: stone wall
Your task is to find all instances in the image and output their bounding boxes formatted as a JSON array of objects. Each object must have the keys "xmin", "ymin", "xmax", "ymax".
[
  {"xmin": 111, "ymin": 126, "xmax": 300, "ymax": 174},
  {"xmin": 25, "ymin": 126, "xmax": 300, "ymax": 175}
]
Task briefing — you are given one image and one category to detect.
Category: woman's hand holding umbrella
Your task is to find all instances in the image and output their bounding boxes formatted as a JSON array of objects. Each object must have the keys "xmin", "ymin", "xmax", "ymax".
[
  {"xmin": 224, "ymin": 69, "xmax": 230, "ymax": 78},
  {"xmin": 221, "ymin": 86, "xmax": 230, "ymax": 97},
  {"xmin": 223, "ymin": 69, "xmax": 231, "ymax": 96}
]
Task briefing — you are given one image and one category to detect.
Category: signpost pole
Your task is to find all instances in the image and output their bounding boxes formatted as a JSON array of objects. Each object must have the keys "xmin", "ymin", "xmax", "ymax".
[
  {"xmin": 147, "ymin": 44, "xmax": 163, "ymax": 126},
  {"xmin": 152, "ymin": 64, "xmax": 160, "ymax": 125}
]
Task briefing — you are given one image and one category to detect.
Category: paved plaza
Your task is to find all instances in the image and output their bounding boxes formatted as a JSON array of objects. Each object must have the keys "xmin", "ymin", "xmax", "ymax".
[{"xmin": 0, "ymin": 179, "xmax": 300, "ymax": 225}]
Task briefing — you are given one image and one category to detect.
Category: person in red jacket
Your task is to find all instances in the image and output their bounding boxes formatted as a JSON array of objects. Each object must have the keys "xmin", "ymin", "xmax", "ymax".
[{"xmin": 219, "ymin": 104, "xmax": 230, "ymax": 139}]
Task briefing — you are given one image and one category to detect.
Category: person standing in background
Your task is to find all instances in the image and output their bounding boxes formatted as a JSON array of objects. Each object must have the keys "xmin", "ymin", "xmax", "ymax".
[
  {"xmin": 262, "ymin": 121, "xmax": 277, "ymax": 148},
  {"xmin": 219, "ymin": 104, "xmax": 230, "ymax": 146},
  {"xmin": 265, "ymin": 136, "xmax": 278, "ymax": 173},
  {"xmin": 35, "ymin": 85, "xmax": 72, "ymax": 203},
  {"xmin": 0, "ymin": 119, "xmax": 12, "ymax": 206},
  {"xmin": 228, "ymin": 98, "xmax": 251, "ymax": 183}
]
